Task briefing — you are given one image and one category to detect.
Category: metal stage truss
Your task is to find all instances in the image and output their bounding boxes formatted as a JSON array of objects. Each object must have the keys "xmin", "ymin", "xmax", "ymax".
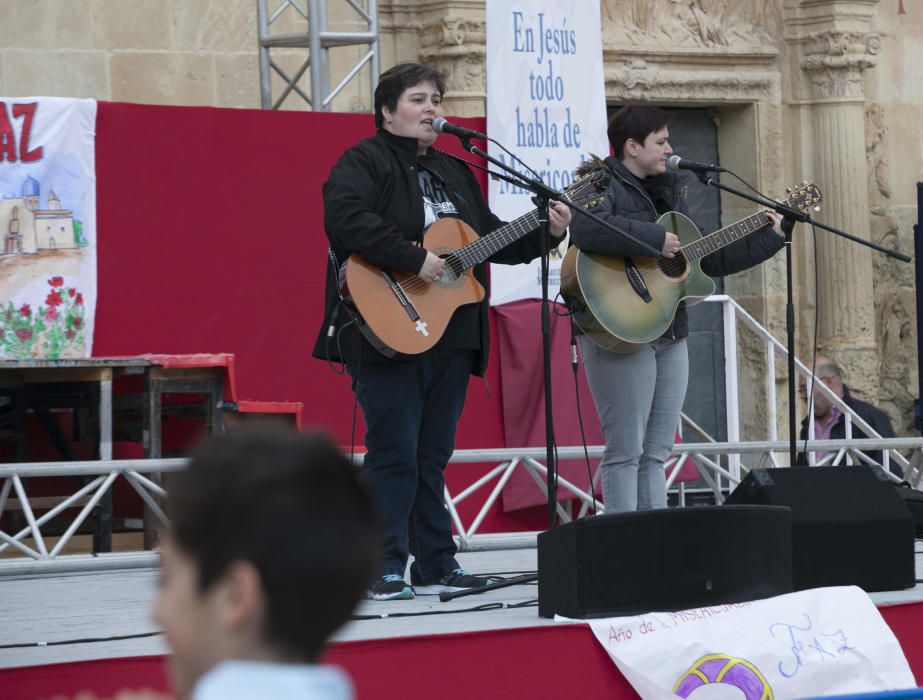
[
  {"xmin": 2, "ymin": 296, "xmax": 919, "ymax": 575},
  {"xmin": 2, "ymin": 435, "xmax": 922, "ymax": 577},
  {"xmin": 256, "ymin": 0, "xmax": 379, "ymax": 110}
]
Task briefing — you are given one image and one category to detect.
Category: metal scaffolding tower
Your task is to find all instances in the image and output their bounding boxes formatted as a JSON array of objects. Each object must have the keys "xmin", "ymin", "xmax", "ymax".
[{"xmin": 256, "ymin": 0, "xmax": 379, "ymax": 111}]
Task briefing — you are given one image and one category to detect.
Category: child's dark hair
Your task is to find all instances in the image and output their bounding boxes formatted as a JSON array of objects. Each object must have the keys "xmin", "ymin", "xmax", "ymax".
[
  {"xmin": 374, "ymin": 62, "xmax": 446, "ymax": 129},
  {"xmin": 167, "ymin": 429, "xmax": 378, "ymax": 662},
  {"xmin": 607, "ymin": 106, "xmax": 671, "ymax": 159}
]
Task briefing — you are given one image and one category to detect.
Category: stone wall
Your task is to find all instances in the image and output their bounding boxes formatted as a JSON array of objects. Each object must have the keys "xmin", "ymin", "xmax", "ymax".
[
  {"xmin": 3, "ymin": 0, "xmax": 920, "ymax": 437},
  {"xmin": 0, "ymin": 1, "xmax": 263, "ymax": 108},
  {"xmin": 865, "ymin": 0, "xmax": 923, "ymax": 433}
]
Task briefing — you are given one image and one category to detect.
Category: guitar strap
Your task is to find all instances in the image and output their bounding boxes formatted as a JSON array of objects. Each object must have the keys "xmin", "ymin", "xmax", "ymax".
[{"xmin": 327, "ymin": 246, "xmax": 346, "ymax": 299}]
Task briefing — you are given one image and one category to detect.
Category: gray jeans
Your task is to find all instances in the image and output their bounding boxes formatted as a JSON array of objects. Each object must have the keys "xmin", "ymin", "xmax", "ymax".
[{"xmin": 579, "ymin": 335, "xmax": 689, "ymax": 513}]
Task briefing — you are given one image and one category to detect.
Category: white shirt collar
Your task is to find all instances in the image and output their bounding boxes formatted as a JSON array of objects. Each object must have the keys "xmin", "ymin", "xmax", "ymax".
[{"xmin": 192, "ymin": 659, "xmax": 354, "ymax": 700}]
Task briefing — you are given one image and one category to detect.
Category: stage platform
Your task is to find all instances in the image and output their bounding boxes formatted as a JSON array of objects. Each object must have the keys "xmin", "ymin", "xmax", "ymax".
[{"xmin": 2, "ymin": 546, "xmax": 923, "ymax": 698}]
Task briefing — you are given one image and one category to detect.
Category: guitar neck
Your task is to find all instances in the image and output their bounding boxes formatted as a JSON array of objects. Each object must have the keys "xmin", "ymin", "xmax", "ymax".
[
  {"xmin": 453, "ymin": 209, "xmax": 541, "ymax": 270},
  {"xmin": 683, "ymin": 211, "xmax": 771, "ymax": 262}
]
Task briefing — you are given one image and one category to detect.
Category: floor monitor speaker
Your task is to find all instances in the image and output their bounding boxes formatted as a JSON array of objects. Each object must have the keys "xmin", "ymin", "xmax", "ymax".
[
  {"xmin": 725, "ymin": 465, "xmax": 915, "ymax": 592},
  {"xmin": 894, "ymin": 482, "xmax": 923, "ymax": 538},
  {"xmin": 537, "ymin": 505, "xmax": 792, "ymax": 619}
]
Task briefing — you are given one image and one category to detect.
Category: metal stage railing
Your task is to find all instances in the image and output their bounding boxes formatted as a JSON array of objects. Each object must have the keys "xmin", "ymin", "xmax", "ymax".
[
  {"xmin": 2, "ymin": 436, "xmax": 922, "ymax": 577},
  {"xmin": 2, "ymin": 294, "xmax": 919, "ymax": 575}
]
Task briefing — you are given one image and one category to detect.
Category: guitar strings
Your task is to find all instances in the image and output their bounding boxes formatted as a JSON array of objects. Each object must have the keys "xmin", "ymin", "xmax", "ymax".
[
  {"xmin": 392, "ymin": 252, "xmax": 466, "ymax": 295},
  {"xmin": 374, "ymin": 175, "xmax": 602, "ymax": 297},
  {"xmin": 401, "ymin": 181, "xmax": 791, "ymax": 294},
  {"xmin": 386, "ymin": 211, "xmax": 541, "ymax": 295},
  {"xmin": 654, "ymin": 210, "xmax": 775, "ymax": 276}
]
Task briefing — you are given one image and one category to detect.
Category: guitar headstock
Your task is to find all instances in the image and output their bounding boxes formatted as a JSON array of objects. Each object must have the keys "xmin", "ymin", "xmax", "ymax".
[
  {"xmin": 784, "ymin": 181, "xmax": 823, "ymax": 212},
  {"xmin": 563, "ymin": 169, "xmax": 608, "ymax": 210}
]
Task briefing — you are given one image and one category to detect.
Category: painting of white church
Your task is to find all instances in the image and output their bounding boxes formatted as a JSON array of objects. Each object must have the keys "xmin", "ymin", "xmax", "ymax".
[{"xmin": 0, "ymin": 174, "xmax": 81, "ymax": 255}]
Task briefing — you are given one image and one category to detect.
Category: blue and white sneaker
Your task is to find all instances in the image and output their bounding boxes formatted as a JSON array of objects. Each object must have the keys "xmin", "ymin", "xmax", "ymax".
[
  {"xmin": 413, "ymin": 568, "xmax": 498, "ymax": 595},
  {"xmin": 367, "ymin": 574, "xmax": 414, "ymax": 601}
]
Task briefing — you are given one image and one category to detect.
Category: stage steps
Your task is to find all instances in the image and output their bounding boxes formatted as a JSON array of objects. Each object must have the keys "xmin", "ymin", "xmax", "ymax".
[{"xmin": 222, "ymin": 399, "xmax": 304, "ymax": 431}]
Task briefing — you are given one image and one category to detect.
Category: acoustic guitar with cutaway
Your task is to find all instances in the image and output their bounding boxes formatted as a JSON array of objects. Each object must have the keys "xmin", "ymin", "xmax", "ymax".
[
  {"xmin": 342, "ymin": 170, "xmax": 608, "ymax": 357},
  {"xmin": 560, "ymin": 181, "xmax": 822, "ymax": 353}
]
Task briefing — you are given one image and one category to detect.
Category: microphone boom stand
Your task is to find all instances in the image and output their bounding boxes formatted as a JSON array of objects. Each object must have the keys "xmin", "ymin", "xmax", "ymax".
[
  {"xmin": 696, "ymin": 172, "xmax": 910, "ymax": 467},
  {"xmin": 459, "ymin": 137, "xmax": 659, "ymax": 528}
]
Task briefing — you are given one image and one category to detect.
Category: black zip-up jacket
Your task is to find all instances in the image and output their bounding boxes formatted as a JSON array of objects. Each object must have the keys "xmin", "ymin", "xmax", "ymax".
[
  {"xmin": 569, "ymin": 156, "xmax": 784, "ymax": 339},
  {"xmin": 313, "ymin": 129, "xmax": 551, "ymax": 375}
]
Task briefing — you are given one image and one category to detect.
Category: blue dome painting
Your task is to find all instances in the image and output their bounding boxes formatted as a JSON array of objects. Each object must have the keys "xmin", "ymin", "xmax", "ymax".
[{"xmin": 21, "ymin": 175, "xmax": 40, "ymax": 198}]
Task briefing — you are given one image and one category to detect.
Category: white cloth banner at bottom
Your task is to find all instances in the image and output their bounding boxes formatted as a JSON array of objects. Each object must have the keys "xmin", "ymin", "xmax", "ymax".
[{"xmin": 563, "ymin": 586, "xmax": 915, "ymax": 700}]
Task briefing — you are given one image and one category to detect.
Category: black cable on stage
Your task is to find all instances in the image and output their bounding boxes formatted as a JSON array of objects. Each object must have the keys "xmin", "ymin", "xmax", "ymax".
[
  {"xmin": 0, "ymin": 630, "xmax": 163, "ymax": 651},
  {"xmin": 551, "ymin": 292, "xmax": 598, "ymax": 517},
  {"xmin": 569, "ymin": 317, "xmax": 598, "ymax": 515},
  {"xmin": 351, "ymin": 599, "xmax": 544, "ymax": 621},
  {"xmin": 348, "ymin": 331, "xmax": 363, "ymax": 467},
  {"xmin": 475, "ymin": 570, "xmax": 538, "ymax": 579}
]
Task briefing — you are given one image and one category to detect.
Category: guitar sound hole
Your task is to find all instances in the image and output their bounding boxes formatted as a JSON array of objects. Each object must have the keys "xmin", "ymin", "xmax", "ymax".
[{"xmin": 657, "ymin": 253, "xmax": 687, "ymax": 279}]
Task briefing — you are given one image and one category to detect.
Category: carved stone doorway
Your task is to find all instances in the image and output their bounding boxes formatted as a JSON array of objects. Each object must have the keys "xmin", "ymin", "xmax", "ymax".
[{"xmin": 670, "ymin": 108, "xmax": 727, "ymax": 444}]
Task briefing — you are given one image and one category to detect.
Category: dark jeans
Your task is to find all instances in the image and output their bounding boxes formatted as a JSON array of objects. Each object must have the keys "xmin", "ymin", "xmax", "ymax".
[{"xmin": 346, "ymin": 347, "xmax": 473, "ymax": 585}]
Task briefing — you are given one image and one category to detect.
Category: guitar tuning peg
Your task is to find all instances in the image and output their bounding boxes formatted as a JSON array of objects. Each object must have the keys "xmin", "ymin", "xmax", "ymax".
[
  {"xmin": 800, "ymin": 180, "xmax": 807, "ymax": 187},
  {"xmin": 785, "ymin": 187, "xmax": 792, "ymax": 194}
]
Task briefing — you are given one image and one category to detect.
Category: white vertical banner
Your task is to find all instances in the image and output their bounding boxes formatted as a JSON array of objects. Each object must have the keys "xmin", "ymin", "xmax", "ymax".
[
  {"xmin": 0, "ymin": 97, "xmax": 97, "ymax": 359},
  {"xmin": 486, "ymin": 0, "xmax": 607, "ymax": 305}
]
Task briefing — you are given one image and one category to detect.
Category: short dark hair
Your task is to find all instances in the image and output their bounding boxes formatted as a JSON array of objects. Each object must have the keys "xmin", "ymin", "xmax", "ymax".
[
  {"xmin": 374, "ymin": 62, "xmax": 446, "ymax": 129},
  {"xmin": 607, "ymin": 106, "xmax": 671, "ymax": 159},
  {"xmin": 167, "ymin": 429, "xmax": 378, "ymax": 662}
]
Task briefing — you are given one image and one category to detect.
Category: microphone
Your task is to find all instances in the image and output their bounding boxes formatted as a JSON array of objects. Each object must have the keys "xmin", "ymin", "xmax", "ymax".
[
  {"xmin": 666, "ymin": 155, "xmax": 725, "ymax": 173},
  {"xmin": 432, "ymin": 117, "xmax": 488, "ymax": 141}
]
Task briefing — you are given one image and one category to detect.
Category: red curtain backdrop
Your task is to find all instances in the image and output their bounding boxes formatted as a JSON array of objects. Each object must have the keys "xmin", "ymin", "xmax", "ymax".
[
  {"xmin": 92, "ymin": 102, "xmax": 547, "ymax": 532},
  {"xmin": 494, "ymin": 299, "xmax": 603, "ymax": 511}
]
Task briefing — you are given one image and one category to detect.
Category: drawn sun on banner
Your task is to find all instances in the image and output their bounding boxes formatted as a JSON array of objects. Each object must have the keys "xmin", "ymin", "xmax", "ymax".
[
  {"xmin": 583, "ymin": 587, "xmax": 916, "ymax": 700},
  {"xmin": 674, "ymin": 654, "xmax": 774, "ymax": 700},
  {"xmin": 0, "ymin": 97, "xmax": 97, "ymax": 359}
]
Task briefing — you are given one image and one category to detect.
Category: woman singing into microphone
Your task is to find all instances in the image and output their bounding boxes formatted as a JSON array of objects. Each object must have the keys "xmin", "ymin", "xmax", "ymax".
[
  {"xmin": 570, "ymin": 106, "xmax": 785, "ymax": 514},
  {"xmin": 313, "ymin": 62, "xmax": 570, "ymax": 600}
]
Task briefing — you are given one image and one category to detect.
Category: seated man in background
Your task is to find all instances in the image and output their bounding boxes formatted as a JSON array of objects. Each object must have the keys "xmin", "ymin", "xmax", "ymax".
[{"xmin": 798, "ymin": 355, "xmax": 898, "ymax": 474}]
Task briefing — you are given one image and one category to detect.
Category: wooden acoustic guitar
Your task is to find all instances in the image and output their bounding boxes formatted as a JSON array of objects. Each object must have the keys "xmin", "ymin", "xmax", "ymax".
[
  {"xmin": 341, "ymin": 170, "xmax": 607, "ymax": 357},
  {"xmin": 560, "ymin": 181, "xmax": 822, "ymax": 353}
]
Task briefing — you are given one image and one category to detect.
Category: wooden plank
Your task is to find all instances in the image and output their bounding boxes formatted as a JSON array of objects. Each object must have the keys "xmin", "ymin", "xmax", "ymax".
[
  {"xmin": 0, "ymin": 368, "xmax": 113, "ymax": 383},
  {"xmin": 1, "ymin": 495, "xmax": 93, "ymax": 511},
  {"xmin": 0, "ymin": 359, "xmax": 149, "ymax": 370},
  {"xmin": 147, "ymin": 367, "xmax": 224, "ymax": 381}
]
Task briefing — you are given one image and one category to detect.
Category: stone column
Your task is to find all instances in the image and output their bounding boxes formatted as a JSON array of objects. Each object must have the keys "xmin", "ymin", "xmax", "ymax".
[{"xmin": 786, "ymin": 0, "xmax": 881, "ymax": 398}]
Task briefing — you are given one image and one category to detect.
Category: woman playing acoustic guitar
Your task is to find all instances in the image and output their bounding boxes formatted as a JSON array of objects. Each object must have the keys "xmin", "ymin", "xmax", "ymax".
[
  {"xmin": 569, "ymin": 106, "xmax": 785, "ymax": 514},
  {"xmin": 313, "ymin": 63, "xmax": 570, "ymax": 600}
]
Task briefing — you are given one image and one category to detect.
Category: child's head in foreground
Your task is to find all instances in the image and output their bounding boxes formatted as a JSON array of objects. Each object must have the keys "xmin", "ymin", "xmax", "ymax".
[{"xmin": 154, "ymin": 429, "xmax": 378, "ymax": 699}]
